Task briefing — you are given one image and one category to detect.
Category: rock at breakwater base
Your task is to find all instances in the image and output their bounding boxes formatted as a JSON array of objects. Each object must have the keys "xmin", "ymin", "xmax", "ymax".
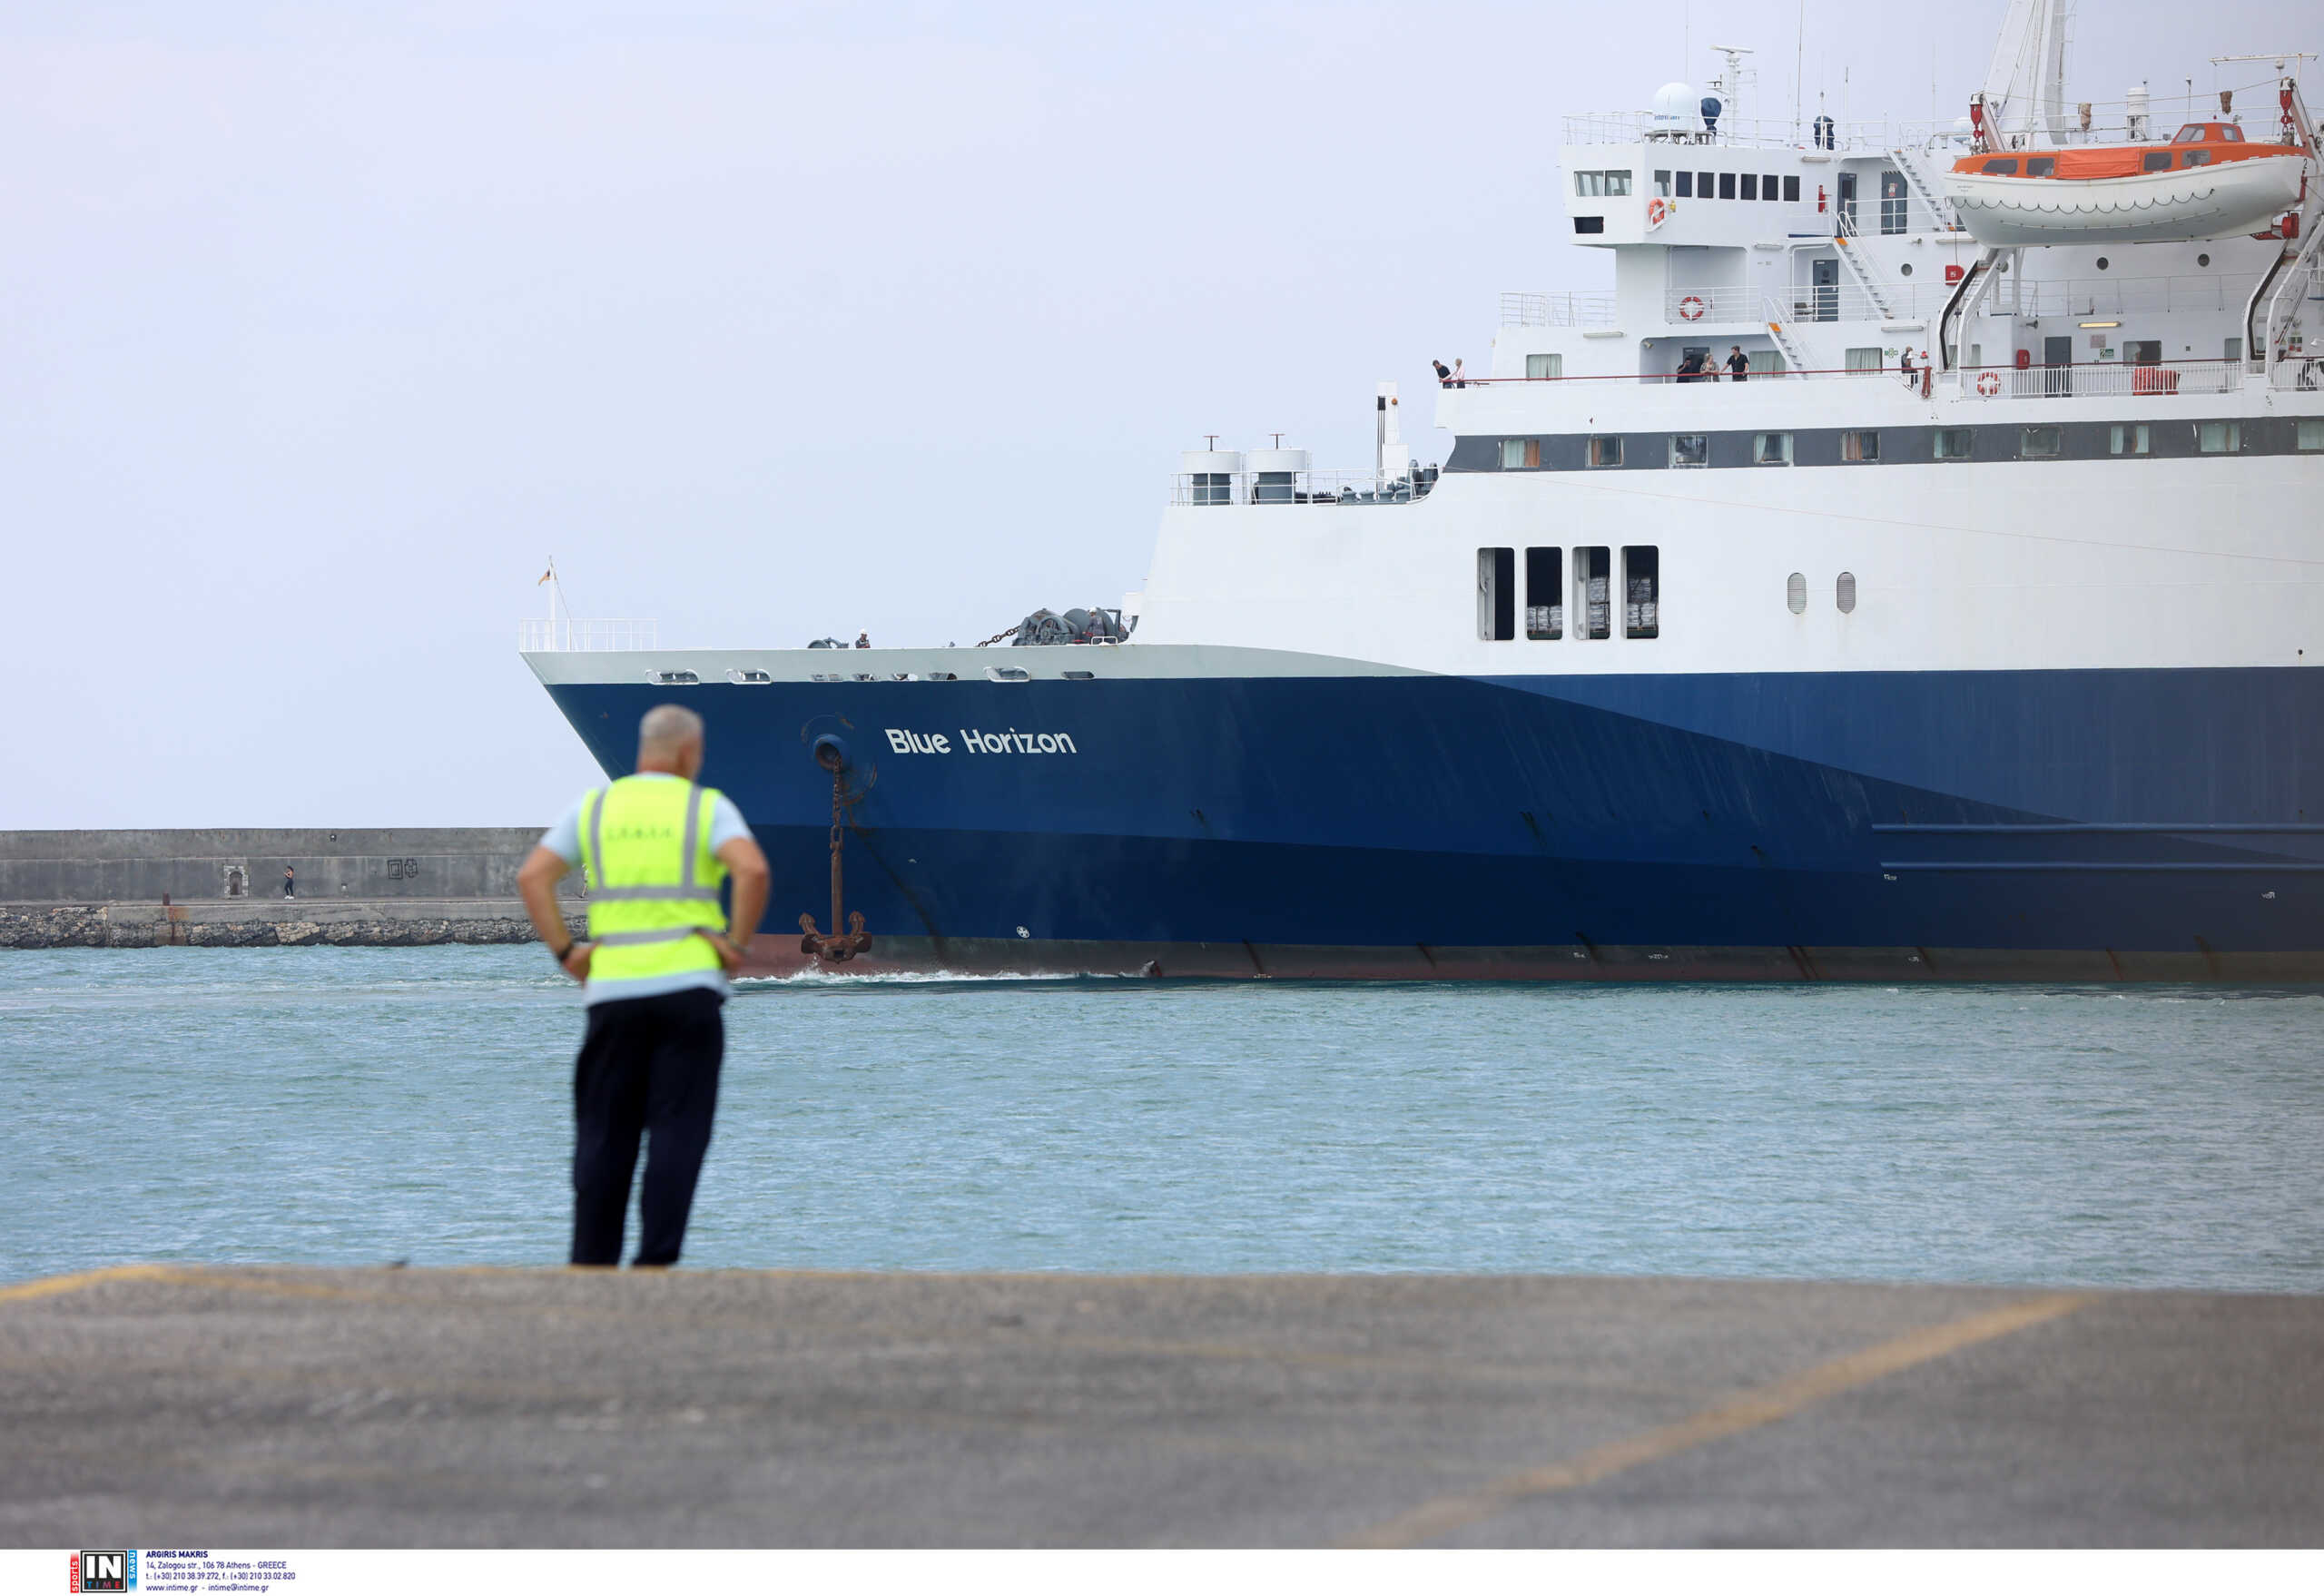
[{"xmin": 0, "ymin": 902, "xmax": 585, "ymax": 951}]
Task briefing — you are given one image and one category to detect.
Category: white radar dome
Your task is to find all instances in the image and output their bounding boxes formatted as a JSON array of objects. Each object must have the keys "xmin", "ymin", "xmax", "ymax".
[{"xmin": 1649, "ymin": 82, "xmax": 1700, "ymax": 134}]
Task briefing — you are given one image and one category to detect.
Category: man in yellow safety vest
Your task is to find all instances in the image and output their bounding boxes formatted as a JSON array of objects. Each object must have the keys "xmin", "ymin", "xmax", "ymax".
[{"xmin": 518, "ymin": 703, "xmax": 772, "ymax": 1267}]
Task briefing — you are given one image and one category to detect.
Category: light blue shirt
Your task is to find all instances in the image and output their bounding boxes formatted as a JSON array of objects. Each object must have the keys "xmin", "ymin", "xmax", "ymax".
[{"xmin": 540, "ymin": 773, "xmax": 754, "ymax": 1006}]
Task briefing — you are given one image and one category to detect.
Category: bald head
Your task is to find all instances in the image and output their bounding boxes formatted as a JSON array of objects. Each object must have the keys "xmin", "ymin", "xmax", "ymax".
[{"xmin": 637, "ymin": 704, "xmax": 705, "ymax": 775}]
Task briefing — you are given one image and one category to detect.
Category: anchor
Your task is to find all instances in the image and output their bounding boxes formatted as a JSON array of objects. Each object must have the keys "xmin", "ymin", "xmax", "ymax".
[{"xmin": 799, "ymin": 734, "xmax": 873, "ymax": 961}]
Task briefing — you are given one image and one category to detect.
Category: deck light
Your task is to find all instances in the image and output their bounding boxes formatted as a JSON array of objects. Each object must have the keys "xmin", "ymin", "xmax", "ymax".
[{"xmin": 2079, "ymin": 320, "xmax": 2121, "ymax": 328}]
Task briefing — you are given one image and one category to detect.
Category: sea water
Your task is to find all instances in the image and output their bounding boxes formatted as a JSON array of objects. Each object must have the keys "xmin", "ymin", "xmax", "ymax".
[{"xmin": 3, "ymin": 948, "xmax": 2318, "ymax": 1290}]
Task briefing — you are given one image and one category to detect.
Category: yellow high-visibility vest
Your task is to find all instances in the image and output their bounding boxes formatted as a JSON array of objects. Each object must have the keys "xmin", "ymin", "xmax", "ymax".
[{"xmin": 577, "ymin": 775, "xmax": 728, "ymax": 987}]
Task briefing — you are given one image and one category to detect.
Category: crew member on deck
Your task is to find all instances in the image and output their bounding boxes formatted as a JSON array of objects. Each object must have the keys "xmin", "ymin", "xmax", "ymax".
[
  {"xmin": 1725, "ymin": 346, "xmax": 1750, "ymax": 382},
  {"xmin": 517, "ymin": 704, "xmax": 772, "ymax": 1269}
]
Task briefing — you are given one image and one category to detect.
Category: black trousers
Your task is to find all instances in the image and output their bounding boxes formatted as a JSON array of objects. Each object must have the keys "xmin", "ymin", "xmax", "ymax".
[{"xmin": 570, "ymin": 987, "xmax": 725, "ymax": 1267}]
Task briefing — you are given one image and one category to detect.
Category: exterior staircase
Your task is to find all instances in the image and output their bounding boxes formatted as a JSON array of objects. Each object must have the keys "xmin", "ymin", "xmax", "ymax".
[
  {"xmin": 1761, "ymin": 302, "xmax": 1815, "ymax": 376},
  {"xmin": 1833, "ymin": 214, "xmax": 1898, "ymax": 320},
  {"xmin": 1887, "ymin": 146, "xmax": 1962, "ymax": 232}
]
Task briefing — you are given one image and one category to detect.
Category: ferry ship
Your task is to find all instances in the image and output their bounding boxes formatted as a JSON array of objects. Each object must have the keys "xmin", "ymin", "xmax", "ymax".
[{"xmin": 524, "ymin": 1, "xmax": 2324, "ymax": 980}]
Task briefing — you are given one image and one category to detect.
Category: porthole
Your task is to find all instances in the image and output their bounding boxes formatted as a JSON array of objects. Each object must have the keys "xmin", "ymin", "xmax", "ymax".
[
  {"xmin": 1787, "ymin": 573, "xmax": 1807, "ymax": 615},
  {"xmin": 2197, "ymin": 252, "xmax": 2211, "ymax": 267},
  {"xmin": 2096, "ymin": 256, "xmax": 2110, "ymax": 271},
  {"xmin": 1899, "ymin": 262, "xmax": 1914, "ymax": 276},
  {"xmin": 1837, "ymin": 572, "xmax": 1858, "ymax": 614}
]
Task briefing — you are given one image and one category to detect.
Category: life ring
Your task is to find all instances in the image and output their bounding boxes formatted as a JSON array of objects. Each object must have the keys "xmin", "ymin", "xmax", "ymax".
[
  {"xmin": 1678, "ymin": 294, "xmax": 1707, "ymax": 321},
  {"xmin": 1976, "ymin": 370, "xmax": 2003, "ymax": 396}
]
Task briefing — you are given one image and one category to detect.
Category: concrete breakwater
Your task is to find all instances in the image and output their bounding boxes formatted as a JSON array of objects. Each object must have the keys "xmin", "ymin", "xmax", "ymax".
[{"xmin": 0, "ymin": 829, "xmax": 585, "ymax": 950}]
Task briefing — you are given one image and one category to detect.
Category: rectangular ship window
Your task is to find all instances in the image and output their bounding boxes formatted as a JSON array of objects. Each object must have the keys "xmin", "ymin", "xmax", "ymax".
[
  {"xmin": 1783, "ymin": 174, "xmax": 1800, "ymax": 201},
  {"xmin": 1501, "ymin": 438, "xmax": 1541, "ymax": 468},
  {"xmin": 1670, "ymin": 433, "xmax": 1709, "ymax": 468},
  {"xmin": 1654, "ymin": 170, "xmax": 1672, "ymax": 195},
  {"xmin": 2020, "ymin": 426, "xmax": 2062, "ymax": 458},
  {"xmin": 1718, "ymin": 172, "xmax": 1737, "ymax": 199},
  {"xmin": 1573, "ymin": 217, "xmax": 1605, "ymax": 233},
  {"xmin": 1623, "ymin": 547, "xmax": 1660, "ymax": 638},
  {"xmin": 1935, "ymin": 429, "xmax": 1973, "ymax": 459},
  {"xmin": 2110, "ymin": 423, "xmax": 2151, "ymax": 456},
  {"xmin": 1739, "ymin": 172, "xmax": 1758, "ymax": 201},
  {"xmin": 1676, "ymin": 171, "xmax": 1695, "ymax": 197},
  {"xmin": 2299, "ymin": 419, "xmax": 2324, "ymax": 451},
  {"xmin": 2197, "ymin": 420, "xmax": 2240, "ymax": 454},
  {"xmin": 1477, "ymin": 548, "xmax": 1516, "ymax": 641},
  {"xmin": 1755, "ymin": 431, "xmax": 1793, "ymax": 466},
  {"xmin": 1762, "ymin": 172, "xmax": 1779, "ymax": 200},
  {"xmin": 1842, "ymin": 430, "xmax": 1879, "ymax": 462},
  {"xmin": 1525, "ymin": 547, "xmax": 1563, "ymax": 639},
  {"xmin": 1846, "ymin": 347, "xmax": 1886, "ymax": 374},
  {"xmin": 1697, "ymin": 169, "xmax": 1714, "ymax": 196},
  {"xmin": 1526, "ymin": 352, "xmax": 1562, "ymax": 379},
  {"xmin": 1603, "ymin": 171, "xmax": 1631, "ymax": 195},
  {"xmin": 1574, "ymin": 547, "xmax": 1611, "ymax": 640},
  {"xmin": 1575, "ymin": 172, "xmax": 1604, "ymax": 197},
  {"xmin": 1588, "ymin": 435, "xmax": 1623, "ymax": 468}
]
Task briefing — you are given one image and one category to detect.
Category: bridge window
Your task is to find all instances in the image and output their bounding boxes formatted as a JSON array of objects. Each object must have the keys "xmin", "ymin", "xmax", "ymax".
[
  {"xmin": 1935, "ymin": 429, "xmax": 1974, "ymax": 459},
  {"xmin": 1783, "ymin": 174, "xmax": 1800, "ymax": 201},
  {"xmin": 1718, "ymin": 172, "xmax": 1737, "ymax": 199},
  {"xmin": 1697, "ymin": 169, "xmax": 1714, "ymax": 195},
  {"xmin": 1501, "ymin": 438, "xmax": 1540, "ymax": 468},
  {"xmin": 1526, "ymin": 547, "xmax": 1563, "ymax": 639},
  {"xmin": 1754, "ymin": 431, "xmax": 1793, "ymax": 466},
  {"xmin": 1623, "ymin": 547, "xmax": 1659, "ymax": 638},
  {"xmin": 1589, "ymin": 435, "xmax": 1623, "ymax": 468},
  {"xmin": 1762, "ymin": 172, "xmax": 1779, "ymax": 200},
  {"xmin": 1653, "ymin": 170, "xmax": 1672, "ymax": 195},
  {"xmin": 1740, "ymin": 173, "xmax": 1758, "ymax": 201},
  {"xmin": 1574, "ymin": 170, "xmax": 1633, "ymax": 196},
  {"xmin": 2110, "ymin": 423, "xmax": 2151, "ymax": 456},
  {"xmin": 1837, "ymin": 572, "xmax": 1857, "ymax": 614},
  {"xmin": 1574, "ymin": 217, "xmax": 1605, "ymax": 233},
  {"xmin": 1670, "ymin": 433, "xmax": 1709, "ymax": 468},
  {"xmin": 1527, "ymin": 353, "xmax": 1562, "ymax": 379},
  {"xmin": 2299, "ymin": 419, "xmax": 2324, "ymax": 451},
  {"xmin": 1477, "ymin": 547, "xmax": 1516, "ymax": 640},
  {"xmin": 1842, "ymin": 430, "xmax": 1879, "ymax": 462},
  {"xmin": 1676, "ymin": 171, "xmax": 1695, "ymax": 197},
  {"xmin": 1574, "ymin": 547, "xmax": 1611, "ymax": 639},
  {"xmin": 2197, "ymin": 421, "xmax": 2240, "ymax": 454},
  {"xmin": 1787, "ymin": 573, "xmax": 1807, "ymax": 614},
  {"xmin": 2021, "ymin": 426, "xmax": 2062, "ymax": 458}
]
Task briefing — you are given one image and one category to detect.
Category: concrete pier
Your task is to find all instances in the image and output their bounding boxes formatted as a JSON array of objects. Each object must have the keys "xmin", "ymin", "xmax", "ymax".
[{"xmin": 2, "ymin": 1266, "xmax": 2315, "ymax": 1546}]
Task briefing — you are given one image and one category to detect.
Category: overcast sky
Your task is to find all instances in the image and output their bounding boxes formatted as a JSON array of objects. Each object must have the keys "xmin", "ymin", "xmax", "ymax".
[{"xmin": 5, "ymin": 0, "xmax": 2312, "ymax": 826}]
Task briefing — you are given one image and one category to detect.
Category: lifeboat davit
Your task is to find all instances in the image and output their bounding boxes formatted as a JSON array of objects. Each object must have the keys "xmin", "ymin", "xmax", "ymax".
[{"xmin": 1942, "ymin": 122, "xmax": 2308, "ymax": 246}]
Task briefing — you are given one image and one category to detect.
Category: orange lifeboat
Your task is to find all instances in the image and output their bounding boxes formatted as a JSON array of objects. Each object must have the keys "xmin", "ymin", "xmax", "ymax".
[{"xmin": 1942, "ymin": 123, "xmax": 2307, "ymax": 245}]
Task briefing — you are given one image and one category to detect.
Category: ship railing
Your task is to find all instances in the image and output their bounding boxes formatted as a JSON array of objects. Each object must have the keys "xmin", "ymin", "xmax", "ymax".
[
  {"xmin": 1961, "ymin": 359, "xmax": 2244, "ymax": 400},
  {"xmin": 2266, "ymin": 356, "xmax": 2324, "ymax": 391},
  {"xmin": 1561, "ymin": 110, "xmax": 1963, "ymax": 153},
  {"xmin": 1499, "ymin": 290, "xmax": 1618, "ymax": 328},
  {"xmin": 1733, "ymin": 283, "xmax": 1925, "ymax": 325},
  {"xmin": 1993, "ymin": 273, "xmax": 2257, "ymax": 320},
  {"xmin": 518, "ymin": 617, "xmax": 659, "ymax": 652},
  {"xmin": 1171, "ymin": 468, "xmax": 1440, "ymax": 507},
  {"xmin": 1445, "ymin": 362, "xmax": 1934, "ymax": 388}
]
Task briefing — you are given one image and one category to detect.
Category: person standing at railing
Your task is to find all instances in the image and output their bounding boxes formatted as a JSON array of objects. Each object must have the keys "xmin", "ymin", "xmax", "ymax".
[
  {"xmin": 1725, "ymin": 346, "xmax": 1751, "ymax": 382},
  {"xmin": 1432, "ymin": 359, "xmax": 1452, "ymax": 386},
  {"xmin": 1451, "ymin": 359, "xmax": 1467, "ymax": 389},
  {"xmin": 1676, "ymin": 349, "xmax": 1710, "ymax": 384}
]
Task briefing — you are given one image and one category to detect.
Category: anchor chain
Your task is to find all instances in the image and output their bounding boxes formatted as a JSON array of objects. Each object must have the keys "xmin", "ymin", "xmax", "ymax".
[{"xmin": 799, "ymin": 741, "xmax": 872, "ymax": 962}]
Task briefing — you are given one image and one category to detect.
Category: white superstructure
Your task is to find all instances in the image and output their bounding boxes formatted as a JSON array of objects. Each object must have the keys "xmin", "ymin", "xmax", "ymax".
[{"xmin": 1131, "ymin": 11, "xmax": 2324, "ymax": 690}]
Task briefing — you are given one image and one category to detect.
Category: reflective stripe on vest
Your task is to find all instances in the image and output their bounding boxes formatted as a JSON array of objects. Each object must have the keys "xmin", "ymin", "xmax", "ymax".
[{"xmin": 578, "ymin": 776, "xmax": 728, "ymax": 985}]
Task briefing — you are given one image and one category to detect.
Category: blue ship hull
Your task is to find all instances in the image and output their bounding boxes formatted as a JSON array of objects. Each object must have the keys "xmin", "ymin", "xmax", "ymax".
[{"xmin": 545, "ymin": 666, "xmax": 2324, "ymax": 980}]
